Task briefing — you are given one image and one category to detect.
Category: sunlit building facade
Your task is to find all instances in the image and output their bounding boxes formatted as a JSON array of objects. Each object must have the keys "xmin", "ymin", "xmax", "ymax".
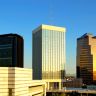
[
  {"xmin": 0, "ymin": 67, "xmax": 46, "ymax": 96},
  {"xmin": 76, "ymin": 33, "xmax": 96, "ymax": 84},
  {"xmin": 32, "ymin": 24, "xmax": 66, "ymax": 80}
]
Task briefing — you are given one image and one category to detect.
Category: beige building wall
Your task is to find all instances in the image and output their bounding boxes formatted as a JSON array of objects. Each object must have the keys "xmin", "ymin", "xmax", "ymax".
[{"xmin": 0, "ymin": 67, "xmax": 46, "ymax": 96}]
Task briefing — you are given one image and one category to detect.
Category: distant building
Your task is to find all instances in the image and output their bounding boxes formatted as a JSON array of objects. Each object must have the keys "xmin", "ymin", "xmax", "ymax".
[
  {"xmin": 76, "ymin": 33, "xmax": 96, "ymax": 85},
  {"xmin": 62, "ymin": 77, "xmax": 82, "ymax": 88},
  {"xmin": 32, "ymin": 24, "xmax": 66, "ymax": 80},
  {"xmin": 0, "ymin": 34, "xmax": 23, "ymax": 67}
]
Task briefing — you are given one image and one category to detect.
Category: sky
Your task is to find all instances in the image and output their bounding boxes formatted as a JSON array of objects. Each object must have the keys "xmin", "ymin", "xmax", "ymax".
[{"xmin": 0, "ymin": 0, "xmax": 96, "ymax": 75}]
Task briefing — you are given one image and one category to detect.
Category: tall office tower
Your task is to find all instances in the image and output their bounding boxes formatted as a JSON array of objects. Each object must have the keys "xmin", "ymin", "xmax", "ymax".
[
  {"xmin": 77, "ymin": 33, "xmax": 96, "ymax": 85},
  {"xmin": 0, "ymin": 34, "xmax": 24, "ymax": 67},
  {"xmin": 32, "ymin": 24, "xmax": 66, "ymax": 80}
]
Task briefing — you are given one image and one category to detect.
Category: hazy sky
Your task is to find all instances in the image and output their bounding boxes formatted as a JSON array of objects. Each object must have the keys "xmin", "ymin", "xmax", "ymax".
[{"xmin": 0, "ymin": 0, "xmax": 96, "ymax": 75}]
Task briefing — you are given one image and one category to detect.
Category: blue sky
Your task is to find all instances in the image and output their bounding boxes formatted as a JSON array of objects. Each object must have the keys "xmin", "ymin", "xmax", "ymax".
[{"xmin": 0, "ymin": 0, "xmax": 96, "ymax": 75}]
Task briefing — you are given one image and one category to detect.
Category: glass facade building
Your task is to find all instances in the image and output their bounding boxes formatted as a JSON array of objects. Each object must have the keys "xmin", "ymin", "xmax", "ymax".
[
  {"xmin": 32, "ymin": 24, "xmax": 66, "ymax": 80},
  {"xmin": 0, "ymin": 34, "xmax": 24, "ymax": 67},
  {"xmin": 77, "ymin": 33, "xmax": 96, "ymax": 84}
]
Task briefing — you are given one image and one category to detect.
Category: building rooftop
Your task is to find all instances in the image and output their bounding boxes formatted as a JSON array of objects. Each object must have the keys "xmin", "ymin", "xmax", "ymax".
[
  {"xmin": 0, "ymin": 33, "xmax": 23, "ymax": 39},
  {"xmin": 33, "ymin": 24, "xmax": 66, "ymax": 33},
  {"xmin": 77, "ymin": 33, "xmax": 94, "ymax": 40}
]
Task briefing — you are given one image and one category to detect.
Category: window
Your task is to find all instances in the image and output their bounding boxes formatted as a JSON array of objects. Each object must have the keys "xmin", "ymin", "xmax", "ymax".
[{"xmin": 9, "ymin": 88, "xmax": 12, "ymax": 96}]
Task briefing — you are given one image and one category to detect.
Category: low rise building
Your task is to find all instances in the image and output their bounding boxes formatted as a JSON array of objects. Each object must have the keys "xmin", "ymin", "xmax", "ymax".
[
  {"xmin": 62, "ymin": 78, "xmax": 82, "ymax": 88},
  {"xmin": 0, "ymin": 67, "xmax": 46, "ymax": 96},
  {"xmin": 45, "ymin": 78, "xmax": 82, "ymax": 91}
]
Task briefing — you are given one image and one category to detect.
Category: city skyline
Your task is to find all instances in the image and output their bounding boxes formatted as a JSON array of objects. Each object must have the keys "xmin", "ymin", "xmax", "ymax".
[{"xmin": 0, "ymin": 0, "xmax": 96, "ymax": 75}]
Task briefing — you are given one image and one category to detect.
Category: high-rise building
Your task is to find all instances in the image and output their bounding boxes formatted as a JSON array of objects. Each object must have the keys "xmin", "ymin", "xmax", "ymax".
[
  {"xmin": 32, "ymin": 24, "xmax": 66, "ymax": 80},
  {"xmin": 76, "ymin": 33, "xmax": 96, "ymax": 84},
  {"xmin": 0, "ymin": 33, "xmax": 23, "ymax": 67}
]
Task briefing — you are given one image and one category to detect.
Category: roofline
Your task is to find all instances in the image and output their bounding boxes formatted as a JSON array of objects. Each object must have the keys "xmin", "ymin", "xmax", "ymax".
[
  {"xmin": 32, "ymin": 24, "xmax": 66, "ymax": 33},
  {"xmin": 77, "ymin": 33, "xmax": 93, "ymax": 40},
  {"xmin": 0, "ymin": 33, "xmax": 23, "ymax": 39}
]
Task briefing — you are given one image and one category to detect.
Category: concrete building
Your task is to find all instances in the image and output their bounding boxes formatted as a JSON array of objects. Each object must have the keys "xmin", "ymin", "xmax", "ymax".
[
  {"xmin": 32, "ymin": 24, "xmax": 66, "ymax": 89},
  {"xmin": 76, "ymin": 33, "xmax": 96, "ymax": 85},
  {"xmin": 0, "ymin": 34, "xmax": 23, "ymax": 67},
  {"xmin": 0, "ymin": 67, "xmax": 46, "ymax": 96}
]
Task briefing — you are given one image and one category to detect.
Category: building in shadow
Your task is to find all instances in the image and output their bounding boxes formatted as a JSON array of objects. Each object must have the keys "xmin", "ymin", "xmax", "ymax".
[{"xmin": 0, "ymin": 33, "xmax": 23, "ymax": 67}]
